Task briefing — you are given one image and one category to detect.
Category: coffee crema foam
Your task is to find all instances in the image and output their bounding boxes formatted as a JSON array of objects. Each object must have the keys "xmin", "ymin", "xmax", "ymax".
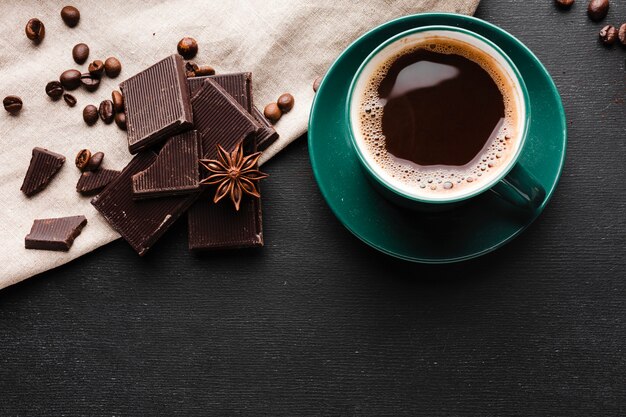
[{"xmin": 356, "ymin": 37, "xmax": 521, "ymax": 197}]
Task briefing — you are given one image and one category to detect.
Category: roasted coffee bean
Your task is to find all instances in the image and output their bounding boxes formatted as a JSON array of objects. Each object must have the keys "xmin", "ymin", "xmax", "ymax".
[
  {"xmin": 85, "ymin": 151, "xmax": 104, "ymax": 171},
  {"xmin": 61, "ymin": 6, "xmax": 80, "ymax": 27},
  {"xmin": 588, "ymin": 0, "xmax": 609, "ymax": 21},
  {"xmin": 185, "ymin": 61, "xmax": 199, "ymax": 77},
  {"xmin": 80, "ymin": 73, "xmax": 100, "ymax": 92},
  {"xmin": 25, "ymin": 18, "xmax": 45, "ymax": 44},
  {"xmin": 114, "ymin": 112, "xmax": 127, "ymax": 130},
  {"xmin": 99, "ymin": 100, "xmax": 114, "ymax": 124},
  {"xmin": 88, "ymin": 60, "xmax": 105, "ymax": 77},
  {"xmin": 83, "ymin": 105, "xmax": 99, "ymax": 126},
  {"xmin": 60, "ymin": 69, "xmax": 82, "ymax": 90},
  {"xmin": 104, "ymin": 57, "xmax": 122, "ymax": 78},
  {"xmin": 45, "ymin": 81, "xmax": 64, "ymax": 100},
  {"xmin": 75, "ymin": 149, "xmax": 91, "ymax": 171},
  {"xmin": 619, "ymin": 23, "xmax": 626, "ymax": 46},
  {"xmin": 3, "ymin": 96, "xmax": 22, "ymax": 114},
  {"xmin": 555, "ymin": 0, "xmax": 575, "ymax": 8},
  {"xmin": 111, "ymin": 90, "xmax": 124, "ymax": 112},
  {"xmin": 177, "ymin": 37, "xmax": 198, "ymax": 60},
  {"xmin": 313, "ymin": 76, "xmax": 322, "ymax": 92},
  {"xmin": 599, "ymin": 25, "xmax": 617, "ymax": 45},
  {"xmin": 263, "ymin": 102, "xmax": 282, "ymax": 124},
  {"xmin": 195, "ymin": 65, "xmax": 215, "ymax": 76},
  {"xmin": 63, "ymin": 93, "xmax": 77, "ymax": 107},
  {"xmin": 277, "ymin": 93, "xmax": 295, "ymax": 113},
  {"xmin": 72, "ymin": 43, "xmax": 89, "ymax": 64}
]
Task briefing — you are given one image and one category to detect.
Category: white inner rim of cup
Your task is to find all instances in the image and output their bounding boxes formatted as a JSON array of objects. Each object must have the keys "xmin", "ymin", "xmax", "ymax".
[{"xmin": 349, "ymin": 29, "xmax": 527, "ymax": 202}]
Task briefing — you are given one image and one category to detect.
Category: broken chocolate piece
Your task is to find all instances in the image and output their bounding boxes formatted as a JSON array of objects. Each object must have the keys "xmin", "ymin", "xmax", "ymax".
[
  {"xmin": 20, "ymin": 147, "xmax": 66, "ymax": 197},
  {"xmin": 120, "ymin": 54, "xmax": 193, "ymax": 153},
  {"xmin": 132, "ymin": 130, "xmax": 200, "ymax": 199},
  {"xmin": 91, "ymin": 152, "xmax": 195, "ymax": 256},
  {"xmin": 25, "ymin": 215, "xmax": 87, "ymax": 251},
  {"xmin": 187, "ymin": 73, "xmax": 253, "ymax": 112},
  {"xmin": 76, "ymin": 168, "xmax": 120, "ymax": 196},
  {"xmin": 251, "ymin": 106, "xmax": 279, "ymax": 151}
]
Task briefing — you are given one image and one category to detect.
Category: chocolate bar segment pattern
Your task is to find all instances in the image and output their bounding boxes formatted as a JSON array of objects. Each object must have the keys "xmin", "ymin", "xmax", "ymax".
[
  {"xmin": 120, "ymin": 54, "xmax": 193, "ymax": 153},
  {"xmin": 132, "ymin": 130, "xmax": 200, "ymax": 199},
  {"xmin": 76, "ymin": 169, "xmax": 121, "ymax": 196},
  {"xmin": 25, "ymin": 215, "xmax": 87, "ymax": 251},
  {"xmin": 20, "ymin": 147, "xmax": 66, "ymax": 197},
  {"xmin": 91, "ymin": 152, "xmax": 195, "ymax": 256},
  {"xmin": 187, "ymin": 73, "xmax": 253, "ymax": 112},
  {"xmin": 251, "ymin": 106, "xmax": 279, "ymax": 152}
]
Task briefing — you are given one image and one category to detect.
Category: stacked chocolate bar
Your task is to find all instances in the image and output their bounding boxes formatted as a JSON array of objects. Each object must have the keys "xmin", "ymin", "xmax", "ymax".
[{"xmin": 91, "ymin": 54, "xmax": 279, "ymax": 255}]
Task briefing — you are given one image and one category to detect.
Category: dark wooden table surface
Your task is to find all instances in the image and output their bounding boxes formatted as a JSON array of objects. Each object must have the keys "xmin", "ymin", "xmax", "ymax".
[{"xmin": 2, "ymin": 1, "xmax": 625, "ymax": 415}]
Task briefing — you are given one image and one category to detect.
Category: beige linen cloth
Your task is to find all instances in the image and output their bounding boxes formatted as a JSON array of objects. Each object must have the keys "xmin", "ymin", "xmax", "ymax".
[{"xmin": 0, "ymin": 0, "xmax": 479, "ymax": 289}]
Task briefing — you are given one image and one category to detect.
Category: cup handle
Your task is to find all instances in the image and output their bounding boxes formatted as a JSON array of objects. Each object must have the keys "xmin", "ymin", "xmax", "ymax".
[{"xmin": 490, "ymin": 163, "xmax": 546, "ymax": 211}]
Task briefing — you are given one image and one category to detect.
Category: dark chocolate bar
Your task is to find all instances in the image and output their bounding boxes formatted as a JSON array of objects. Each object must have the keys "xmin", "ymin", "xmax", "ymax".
[
  {"xmin": 187, "ymin": 73, "xmax": 253, "ymax": 112},
  {"xmin": 91, "ymin": 152, "xmax": 195, "ymax": 256},
  {"xmin": 251, "ymin": 106, "xmax": 279, "ymax": 151},
  {"xmin": 120, "ymin": 54, "xmax": 193, "ymax": 153},
  {"xmin": 20, "ymin": 147, "xmax": 65, "ymax": 197},
  {"xmin": 76, "ymin": 169, "xmax": 121, "ymax": 196},
  {"xmin": 25, "ymin": 215, "xmax": 87, "ymax": 251},
  {"xmin": 132, "ymin": 130, "xmax": 200, "ymax": 199}
]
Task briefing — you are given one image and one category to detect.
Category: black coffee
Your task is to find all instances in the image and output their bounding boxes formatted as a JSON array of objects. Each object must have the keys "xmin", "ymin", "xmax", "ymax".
[{"xmin": 357, "ymin": 38, "xmax": 519, "ymax": 195}]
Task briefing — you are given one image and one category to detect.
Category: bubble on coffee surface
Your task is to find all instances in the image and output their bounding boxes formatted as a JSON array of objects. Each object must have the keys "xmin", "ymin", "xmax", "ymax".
[{"xmin": 357, "ymin": 37, "xmax": 519, "ymax": 195}]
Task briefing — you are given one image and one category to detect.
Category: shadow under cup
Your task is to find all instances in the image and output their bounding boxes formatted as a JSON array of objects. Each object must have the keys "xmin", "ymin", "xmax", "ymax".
[{"xmin": 347, "ymin": 26, "xmax": 545, "ymax": 211}]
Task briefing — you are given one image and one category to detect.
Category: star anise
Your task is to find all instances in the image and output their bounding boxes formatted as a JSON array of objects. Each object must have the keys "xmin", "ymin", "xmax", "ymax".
[{"xmin": 199, "ymin": 142, "xmax": 269, "ymax": 211}]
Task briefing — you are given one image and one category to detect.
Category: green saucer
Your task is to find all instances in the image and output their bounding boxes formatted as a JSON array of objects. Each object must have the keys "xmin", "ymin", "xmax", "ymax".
[{"xmin": 308, "ymin": 13, "xmax": 567, "ymax": 263}]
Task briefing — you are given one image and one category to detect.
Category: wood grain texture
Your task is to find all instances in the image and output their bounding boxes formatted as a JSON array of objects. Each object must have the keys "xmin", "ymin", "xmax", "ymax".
[{"xmin": 1, "ymin": 1, "xmax": 626, "ymax": 415}]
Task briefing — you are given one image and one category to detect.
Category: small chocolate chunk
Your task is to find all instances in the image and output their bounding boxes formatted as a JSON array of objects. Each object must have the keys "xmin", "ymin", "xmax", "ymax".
[
  {"xmin": 83, "ymin": 105, "xmax": 99, "ymax": 125},
  {"xmin": 25, "ymin": 215, "xmax": 87, "ymax": 251},
  {"xmin": 20, "ymin": 147, "xmax": 65, "ymax": 197},
  {"xmin": 251, "ymin": 106, "xmax": 280, "ymax": 151},
  {"xmin": 60, "ymin": 69, "xmax": 82, "ymax": 90},
  {"xmin": 104, "ymin": 57, "xmax": 122, "ymax": 78},
  {"xmin": 80, "ymin": 73, "xmax": 100, "ymax": 92},
  {"xmin": 60, "ymin": 6, "xmax": 80, "ymax": 27},
  {"xmin": 114, "ymin": 112, "xmax": 127, "ymax": 130},
  {"xmin": 177, "ymin": 37, "xmax": 198, "ymax": 59},
  {"xmin": 599, "ymin": 25, "xmax": 617, "ymax": 45},
  {"xmin": 618, "ymin": 23, "xmax": 626, "ymax": 45},
  {"xmin": 63, "ymin": 93, "xmax": 77, "ymax": 107},
  {"xmin": 75, "ymin": 149, "xmax": 92, "ymax": 171},
  {"xmin": 45, "ymin": 81, "xmax": 64, "ymax": 100},
  {"xmin": 588, "ymin": 0, "xmax": 609, "ymax": 21},
  {"xmin": 25, "ymin": 18, "xmax": 45, "ymax": 44},
  {"xmin": 99, "ymin": 100, "xmax": 114, "ymax": 124},
  {"xmin": 85, "ymin": 151, "xmax": 104, "ymax": 171},
  {"xmin": 277, "ymin": 93, "xmax": 295, "ymax": 113},
  {"xmin": 72, "ymin": 43, "xmax": 89, "ymax": 64},
  {"xmin": 263, "ymin": 102, "xmax": 282, "ymax": 124},
  {"xmin": 313, "ymin": 76, "xmax": 322, "ymax": 92},
  {"xmin": 76, "ymin": 169, "xmax": 120, "ymax": 195},
  {"xmin": 185, "ymin": 62, "xmax": 199, "ymax": 77},
  {"xmin": 88, "ymin": 60, "xmax": 104, "ymax": 77},
  {"xmin": 3, "ymin": 96, "xmax": 23, "ymax": 114},
  {"xmin": 112, "ymin": 90, "xmax": 124, "ymax": 112}
]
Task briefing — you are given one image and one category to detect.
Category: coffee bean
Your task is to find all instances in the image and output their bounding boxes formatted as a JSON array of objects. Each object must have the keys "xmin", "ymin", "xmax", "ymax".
[
  {"xmin": 588, "ymin": 0, "xmax": 609, "ymax": 22},
  {"xmin": 277, "ymin": 93, "xmax": 295, "ymax": 113},
  {"xmin": 114, "ymin": 112, "xmax": 127, "ymax": 130},
  {"xmin": 185, "ymin": 62, "xmax": 199, "ymax": 77},
  {"xmin": 104, "ymin": 57, "xmax": 122, "ymax": 78},
  {"xmin": 85, "ymin": 151, "xmax": 104, "ymax": 171},
  {"xmin": 63, "ymin": 93, "xmax": 77, "ymax": 107},
  {"xmin": 177, "ymin": 37, "xmax": 198, "ymax": 60},
  {"xmin": 99, "ymin": 100, "xmax": 114, "ymax": 124},
  {"xmin": 60, "ymin": 69, "xmax": 82, "ymax": 90},
  {"xmin": 195, "ymin": 65, "xmax": 215, "ymax": 76},
  {"xmin": 75, "ymin": 149, "xmax": 91, "ymax": 171},
  {"xmin": 619, "ymin": 23, "xmax": 626, "ymax": 46},
  {"xmin": 83, "ymin": 105, "xmax": 99, "ymax": 126},
  {"xmin": 263, "ymin": 102, "xmax": 282, "ymax": 124},
  {"xmin": 555, "ymin": 0, "xmax": 574, "ymax": 8},
  {"xmin": 60, "ymin": 6, "xmax": 80, "ymax": 27},
  {"xmin": 45, "ymin": 81, "xmax": 64, "ymax": 100},
  {"xmin": 88, "ymin": 60, "xmax": 104, "ymax": 78},
  {"xmin": 25, "ymin": 18, "xmax": 45, "ymax": 44},
  {"xmin": 3, "ymin": 96, "xmax": 22, "ymax": 114},
  {"xmin": 112, "ymin": 90, "xmax": 124, "ymax": 112},
  {"xmin": 80, "ymin": 73, "xmax": 100, "ymax": 92},
  {"xmin": 599, "ymin": 25, "xmax": 617, "ymax": 45},
  {"xmin": 72, "ymin": 43, "xmax": 90, "ymax": 64},
  {"xmin": 313, "ymin": 76, "xmax": 322, "ymax": 92}
]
